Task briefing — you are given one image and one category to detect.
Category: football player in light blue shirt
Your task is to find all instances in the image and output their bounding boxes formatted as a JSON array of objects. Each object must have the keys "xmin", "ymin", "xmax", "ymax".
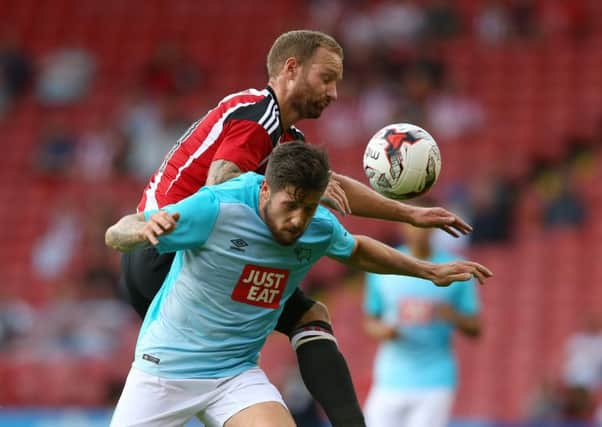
[
  {"xmin": 105, "ymin": 142, "xmax": 492, "ymax": 427},
  {"xmin": 363, "ymin": 221, "xmax": 482, "ymax": 427}
]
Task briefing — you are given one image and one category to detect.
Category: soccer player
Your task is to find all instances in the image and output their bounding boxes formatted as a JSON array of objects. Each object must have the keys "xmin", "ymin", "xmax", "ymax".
[
  {"xmin": 123, "ymin": 30, "xmax": 472, "ymax": 426},
  {"xmin": 106, "ymin": 142, "xmax": 492, "ymax": 427},
  {"xmin": 362, "ymin": 217, "xmax": 482, "ymax": 427}
]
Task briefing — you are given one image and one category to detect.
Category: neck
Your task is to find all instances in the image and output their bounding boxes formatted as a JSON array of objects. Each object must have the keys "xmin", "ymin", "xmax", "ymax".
[{"xmin": 268, "ymin": 79, "xmax": 299, "ymax": 130}]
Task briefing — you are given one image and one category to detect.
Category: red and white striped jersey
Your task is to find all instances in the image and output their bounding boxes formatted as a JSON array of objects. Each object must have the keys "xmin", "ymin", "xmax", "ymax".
[{"xmin": 137, "ymin": 87, "xmax": 304, "ymax": 212}]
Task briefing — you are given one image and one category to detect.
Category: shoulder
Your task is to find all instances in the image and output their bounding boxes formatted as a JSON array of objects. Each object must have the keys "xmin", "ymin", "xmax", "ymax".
[
  {"xmin": 223, "ymin": 88, "xmax": 281, "ymax": 138},
  {"xmin": 207, "ymin": 172, "xmax": 262, "ymax": 204},
  {"xmin": 308, "ymin": 206, "xmax": 343, "ymax": 234}
]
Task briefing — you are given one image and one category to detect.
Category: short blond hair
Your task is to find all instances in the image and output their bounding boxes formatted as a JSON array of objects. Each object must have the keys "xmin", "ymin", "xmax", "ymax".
[{"xmin": 267, "ymin": 30, "xmax": 343, "ymax": 78}]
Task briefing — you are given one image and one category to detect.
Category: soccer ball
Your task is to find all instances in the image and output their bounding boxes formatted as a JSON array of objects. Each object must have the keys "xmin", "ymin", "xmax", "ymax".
[{"xmin": 363, "ymin": 123, "xmax": 441, "ymax": 200}]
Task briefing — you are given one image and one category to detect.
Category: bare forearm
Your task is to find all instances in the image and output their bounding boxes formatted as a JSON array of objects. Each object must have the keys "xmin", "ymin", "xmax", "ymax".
[
  {"xmin": 449, "ymin": 313, "xmax": 482, "ymax": 338},
  {"xmin": 346, "ymin": 235, "xmax": 436, "ymax": 279},
  {"xmin": 363, "ymin": 316, "xmax": 398, "ymax": 341},
  {"xmin": 332, "ymin": 172, "xmax": 414, "ymax": 222},
  {"xmin": 105, "ymin": 213, "xmax": 150, "ymax": 252},
  {"xmin": 206, "ymin": 160, "xmax": 243, "ymax": 185}
]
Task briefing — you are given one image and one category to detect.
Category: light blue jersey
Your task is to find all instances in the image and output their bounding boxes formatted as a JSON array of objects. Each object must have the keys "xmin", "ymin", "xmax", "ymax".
[
  {"xmin": 364, "ymin": 247, "xmax": 480, "ymax": 390},
  {"xmin": 135, "ymin": 173, "xmax": 356, "ymax": 379}
]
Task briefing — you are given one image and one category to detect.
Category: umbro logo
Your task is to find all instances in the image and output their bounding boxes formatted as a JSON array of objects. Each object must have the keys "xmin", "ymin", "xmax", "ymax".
[{"xmin": 230, "ymin": 238, "xmax": 249, "ymax": 252}]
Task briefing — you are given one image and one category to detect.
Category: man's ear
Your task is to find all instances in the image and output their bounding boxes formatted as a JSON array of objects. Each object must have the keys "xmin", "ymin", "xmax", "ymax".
[
  {"xmin": 283, "ymin": 57, "xmax": 299, "ymax": 80},
  {"xmin": 260, "ymin": 180, "xmax": 270, "ymax": 201}
]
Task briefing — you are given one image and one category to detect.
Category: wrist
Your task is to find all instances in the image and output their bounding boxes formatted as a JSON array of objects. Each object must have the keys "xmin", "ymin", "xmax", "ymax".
[
  {"xmin": 416, "ymin": 260, "xmax": 437, "ymax": 281},
  {"xmin": 397, "ymin": 203, "xmax": 417, "ymax": 225}
]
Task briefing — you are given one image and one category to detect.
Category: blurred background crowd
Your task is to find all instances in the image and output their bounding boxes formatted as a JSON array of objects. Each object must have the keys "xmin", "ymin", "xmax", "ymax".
[{"xmin": 1, "ymin": 0, "xmax": 601, "ymax": 425}]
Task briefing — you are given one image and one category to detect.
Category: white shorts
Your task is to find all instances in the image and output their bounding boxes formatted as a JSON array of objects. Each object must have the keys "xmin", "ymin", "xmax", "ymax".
[
  {"xmin": 110, "ymin": 366, "xmax": 287, "ymax": 427},
  {"xmin": 364, "ymin": 386, "xmax": 454, "ymax": 427}
]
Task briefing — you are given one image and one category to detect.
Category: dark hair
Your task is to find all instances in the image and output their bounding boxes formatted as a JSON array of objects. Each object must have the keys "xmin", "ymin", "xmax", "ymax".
[
  {"xmin": 267, "ymin": 30, "xmax": 343, "ymax": 79},
  {"xmin": 265, "ymin": 141, "xmax": 330, "ymax": 197}
]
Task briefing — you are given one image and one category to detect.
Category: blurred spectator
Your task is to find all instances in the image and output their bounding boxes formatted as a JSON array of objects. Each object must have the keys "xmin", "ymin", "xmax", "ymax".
[
  {"xmin": 412, "ymin": 43, "xmax": 447, "ymax": 89},
  {"xmin": 142, "ymin": 41, "xmax": 202, "ymax": 98},
  {"xmin": 36, "ymin": 45, "xmax": 96, "ymax": 106},
  {"xmin": 124, "ymin": 97, "xmax": 190, "ymax": 181},
  {"xmin": 31, "ymin": 200, "xmax": 82, "ymax": 280},
  {"xmin": 510, "ymin": 0, "xmax": 539, "ymax": 39},
  {"xmin": 475, "ymin": 0, "xmax": 512, "ymax": 44},
  {"xmin": 426, "ymin": 77, "xmax": 485, "ymax": 140},
  {"xmin": 399, "ymin": 69, "xmax": 432, "ymax": 125},
  {"xmin": 75, "ymin": 117, "xmax": 125, "ymax": 182},
  {"xmin": 34, "ymin": 118, "xmax": 77, "ymax": 176},
  {"xmin": 372, "ymin": 0, "xmax": 426, "ymax": 48},
  {"xmin": 468, "ymin": 172, "xmax": 515, "ymax": 244},
  {"xmin": 423, "ymin": 0, "xmax": 462, "ymax": 41},
  {"xmin": 0, "ymin": 31, "xmax": 32, "ymax": 116},
  {"xmin": 357, "ymin": 76, "xmax": 400, "ymax": 133},
  {"xmin": 526, "ymin": 377, "xmax": 563, "ymax": 423},
  {"xmin": 532, "ymin": 165, "xmax": 586, "ymax": 229},
  {"xmin": 0, "ymin": 298, "xmax": 35, "ymax": 351},
  {"xmin": 563, "ymin": 313, "xmax": 602, "ymax": 392}
]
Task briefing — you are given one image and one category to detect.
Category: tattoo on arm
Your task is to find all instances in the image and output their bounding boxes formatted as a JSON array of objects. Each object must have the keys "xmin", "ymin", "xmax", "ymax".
[
  {"xmin": 206, "ymin": 160, "xmax": 243, "ymax": 185},
  {"xmin": 105, "ymin": 213, "xmax": 150, "ymax": 252}
]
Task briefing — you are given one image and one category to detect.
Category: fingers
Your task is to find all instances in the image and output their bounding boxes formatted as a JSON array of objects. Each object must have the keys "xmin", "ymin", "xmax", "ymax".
[
  {"xmin": 449, "ymin": 215, "xmax": 473, "ymax": 234},
  {"xmin": 440, "ymin": 224, "xmax": 461, "ymax": 238},
  {"xmin": 322, "ymin": 179, "xmax": 351, "ymax": 215},
  {"xmin": 462, "ymin": 261, "xmax": 493, "ymax": 285},
  {"xmin": 442, "ymin": 216, "xmax": 473, "ymax": 237},
  {"xmin": 144, "ymin": 211, "xmax": 179, "ymax": 246},
  {"xmin": 436, "ymin": 261, "xmax": 493, "ymax": 286}
]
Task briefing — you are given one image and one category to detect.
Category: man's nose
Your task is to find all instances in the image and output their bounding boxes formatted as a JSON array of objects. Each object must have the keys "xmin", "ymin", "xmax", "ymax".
[
  {"xmin": 289, "ymin": 211, "xmax": 305, "ymax": 228},
  {"xmin": 327, "ymin": 83, "xmax": 337, "ymax": 101}
]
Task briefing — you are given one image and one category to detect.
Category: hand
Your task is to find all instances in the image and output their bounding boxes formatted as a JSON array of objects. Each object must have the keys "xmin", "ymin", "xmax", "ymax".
[
  {"xmin": 430, "ymin": 261, "xmax": 493, "ymax": 286},
  {"xmin": 407, "ymin": 206, "xmax": 473, "ymax": 238},
  {"xmin": 364, "ymin": 317, "xmax": 399, "ymax": 341},
  {"xmin": 142, "ymin": 211, "xmax": 180, "ymax": 246},
  {"xmin": 320, "ymin": 175, "xmax": 352, "ymax": 215},
  {"xmin": 432, "ymin": 303, "xmax": 457, "ymax": 322}
]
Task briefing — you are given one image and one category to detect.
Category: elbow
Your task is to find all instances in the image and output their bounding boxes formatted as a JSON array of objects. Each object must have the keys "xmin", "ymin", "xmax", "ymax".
[
  {"xmin": 465, "ymin": 323, "xmax": 482, "ymax": 339},
  {"xmin": 105, "ymin": 227, "xmax": 116, "ymax": 250}
]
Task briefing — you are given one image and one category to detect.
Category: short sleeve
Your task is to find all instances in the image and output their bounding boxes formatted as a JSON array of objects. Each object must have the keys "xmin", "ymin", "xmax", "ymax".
[
  {"xmin": 452, "ymin": 279, "xmax": 480, "ymax": 316},
  {"xmin": 144, "ymin": 188, "xmax": 220, "ymax": 253},
  {"xmin": 363, "ymin": 274, "xmax": 384, "ymax": 317},
  {"xmin": 325, "ymin": 218, "xmax": 356, "ymax": 259},
  {"xmin": 212, "ymin": 120, "xmax": 274, "ymax": 172}
]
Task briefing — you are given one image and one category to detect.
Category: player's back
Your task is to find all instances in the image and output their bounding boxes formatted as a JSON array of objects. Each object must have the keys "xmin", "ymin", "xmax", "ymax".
[{"xmin": 137, "ymin": 87, "xmax": 304, "ymax": 212}]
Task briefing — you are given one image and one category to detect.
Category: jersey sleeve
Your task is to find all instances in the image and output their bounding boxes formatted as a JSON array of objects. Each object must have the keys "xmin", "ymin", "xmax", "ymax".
[
  {"xmin": 363, "ymin": 274, "xmax": 384, "ymax": 317},
  {"xmin": 212, "ymin": 120, "xmax": 274, "ymax": 172},
  {"xmin": 144, "ymin": 188, "xmax": 220, "ymax": 253},
  {"xmin": 325, "ymin": 216, "xmax": 356, "ymax": 259},
  {"xmin": 452, "ymin": 279, "xmax": 480, "ymax": 316}
]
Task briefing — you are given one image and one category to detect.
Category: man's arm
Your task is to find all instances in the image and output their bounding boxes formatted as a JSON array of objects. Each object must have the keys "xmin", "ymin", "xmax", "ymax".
[
  {"xmin": 434, "ymin": 304, "xmax": 482, "ymax": 338},
  {"xmin": 335, "ymin": 235, "xmax": 492, "ymax": 286},
  {"xmin": 105, "ymin": 211, "xmax": 179, "ymax": 252},
  {"xmin": 331, "ymin": 172, "xmax": 472, "ymax": 237},
  {"xmin": 363, "ymin": 315, "xmax": 398, "ymax": 341},
  {"xmin": 206, "ymin": 160, "xmax": 243, "ymax": 185}
]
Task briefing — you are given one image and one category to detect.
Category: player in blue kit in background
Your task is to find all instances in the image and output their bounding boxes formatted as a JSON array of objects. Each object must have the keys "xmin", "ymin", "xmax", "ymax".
[
  {"xmin": 105, "ymin": 142, "xmax": 492, "ymax": 427},
  {"xmin": 363, "ymin": 214, "xmax": 482, "ymax": 427}
]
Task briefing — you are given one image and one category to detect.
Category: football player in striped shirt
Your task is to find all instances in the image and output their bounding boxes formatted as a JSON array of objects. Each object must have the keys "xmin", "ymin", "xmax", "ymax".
[{"xmin": 121, "ymin": 30, "xmax": 472, "ymax": 427}]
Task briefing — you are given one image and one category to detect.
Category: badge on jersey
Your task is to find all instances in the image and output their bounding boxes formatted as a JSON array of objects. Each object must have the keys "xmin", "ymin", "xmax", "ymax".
[{"xmin": 231, "ymin": 264, "xmax": 290, "ymax": 308}]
